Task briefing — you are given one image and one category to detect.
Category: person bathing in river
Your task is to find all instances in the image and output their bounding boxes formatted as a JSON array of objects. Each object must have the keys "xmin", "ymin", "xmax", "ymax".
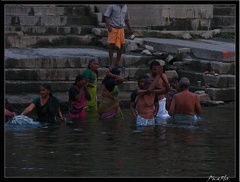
[
  {"xmin": 5, "ymin": 99, "xmax": 16, "ymax": 122},
  {"xmin": 98, "ymin": 67, "xmax": 124, "ymax": 119},
  {"xmin": 168, "ymin": 77, "xmax": 202, "ymax": 125},
  {"xmin": 136, "ymin": 77, "xmax": 166, "ymax": 126},
  {"xmin": 166, "ymin": 77, "xmax": 201, "ymax": 124},
  {"xmin": 147, "ymin": 60, "xmax": 171, "ymax": 119},
  {"xmin": 68, "ymin": 74, "xmax": 91, "ymax": 120},
  {"xmin": 83, "ymin": 58, "xmax": 99, "ymax": 112},
  {"xmin": 130, "ymin": 74, "xmax": 150, "ymax": 119},
  {"xmin": 20, "ymin": 83, "xmax": 66, "ymax": 124}
]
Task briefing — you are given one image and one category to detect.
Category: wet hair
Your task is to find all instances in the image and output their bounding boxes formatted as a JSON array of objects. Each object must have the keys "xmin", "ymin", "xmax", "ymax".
[
  {"xmin": 138, "ymin": 74, "xmax": 149, "ymax": 82},
  {"xmin": 110, "ymin": 67, "xmax": 120, "ymax": 75},
  {"xmin": 179, "ymin": 77, "xmax": 190, "ymax": 89},
  {"xmin": 149, "ymin": 60, "xmax": 160, "ymax": 69},
  {"xmin": 144, "ymin": 78, "xmax": 154, "ymax": 86},
  {"xmin": 41, "ymin": 83, "xmax": 52, "ymax": 96},
  {"xmin": 74, "ymin": 74, "xmax": 85, "ymax": 86}
]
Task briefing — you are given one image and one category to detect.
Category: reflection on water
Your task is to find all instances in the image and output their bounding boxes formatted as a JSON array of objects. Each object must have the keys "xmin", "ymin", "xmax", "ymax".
[{"xmin": 4, "ymin": 104, "xmax": 236, "ymax": 178}]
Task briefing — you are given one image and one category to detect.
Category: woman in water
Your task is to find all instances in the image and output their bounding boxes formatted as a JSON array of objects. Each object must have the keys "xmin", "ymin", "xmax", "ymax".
[
  {"xmin": 83, "ymin": 58, "xmax": 99, "ymax": 112},
  {"xmin": 98, "ymin": 67, "xmax": 124, "ymax": 119},
  {"xmin": 68, "ymin": 74, "xmax": 91, "ymax": 120},
  {"xmin": 20, "ymin": 83, "xmax": 66, "ymax": 124}
]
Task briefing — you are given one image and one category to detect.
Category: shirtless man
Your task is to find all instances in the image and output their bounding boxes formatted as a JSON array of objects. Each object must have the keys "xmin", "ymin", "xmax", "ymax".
[
  {"xmin": 130, "ymin": 74, "xmax": 149, "ymax": 119},
  {"xmin": 168, "ymin": 77, "xmax": 202, "ymax": 125},
  {"xmin": 136, "ymin": 77, "xmax": 165, "ymax": 126},
  {"xmin": 147, "ymin": 60, "xmax": 171, "ymax": 118}
]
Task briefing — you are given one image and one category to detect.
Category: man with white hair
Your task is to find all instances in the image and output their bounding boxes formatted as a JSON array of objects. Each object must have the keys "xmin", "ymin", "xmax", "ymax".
[{"xmin": 168, "ymin": 77, "xmax": 202, "ymax": 125}]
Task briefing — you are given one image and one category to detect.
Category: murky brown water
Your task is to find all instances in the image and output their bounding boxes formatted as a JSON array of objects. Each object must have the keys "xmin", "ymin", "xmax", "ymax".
[{"xmin": 4, "ymin": 104, "xmax": 236, "ymax": 179}]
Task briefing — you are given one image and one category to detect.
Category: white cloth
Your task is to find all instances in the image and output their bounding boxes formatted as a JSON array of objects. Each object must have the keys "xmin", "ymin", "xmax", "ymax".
[
  {"xmin": 156, "ymin": 97, "xmax": 171, "ymax": 118},
  {"xmin": 136, "ymin": 115, "xmax": 155, "ymax": 126}
]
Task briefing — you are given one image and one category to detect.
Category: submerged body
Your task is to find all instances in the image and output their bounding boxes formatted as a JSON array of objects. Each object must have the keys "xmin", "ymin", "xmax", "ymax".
[{"xmin": 168, "ymin": 77, "xmax": 202, "ymax": 125}]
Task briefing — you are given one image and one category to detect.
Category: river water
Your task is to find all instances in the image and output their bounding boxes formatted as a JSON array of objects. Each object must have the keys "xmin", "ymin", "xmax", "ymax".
[{"xmin": 4, "ymin": 103, "xmax": 237, "ymax": 179}]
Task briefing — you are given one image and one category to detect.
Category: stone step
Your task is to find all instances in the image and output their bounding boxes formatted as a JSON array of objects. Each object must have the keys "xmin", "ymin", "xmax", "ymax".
[
  {"xmin": 5, "ymin": 15, "xmax": 98, "ymax": 27},
  {"xmin": 4, "ymin": 48, "xmax": 154, "ymax": 68},
  {"xmin": 4, "ymin": 80, "xmax": 139, "ymax": 94},
  {"xmin": 143, "ymin": 38, "xmax": 235, "ymax": 62},
  {"xmin": 4, "ymin": 4, "xmax": 92, "ymax": 16},
  {"xmin": 5, "ymin": 25, "xmax": 94, "ymax": 36},
  {"xmin": 212, "ymin": 16, "xmax": 236, "ymax": 27},
  {"xmin": 178, "ymin": 70, "xmax": 235, "ymax": 88},
  {"xmin": 5, "ymin": 35, "xmax": 98, "ymax": 48},
  {"xmin": 213, "ymin": 6, "xmax": 236, "ymax": 16},
  {"xmin": 5, "ymin": 68, "xmax": 149, "ymax": 81},
  {"xmin": 179, "ymin": 58, "xmax": 235, "ymax": 75}
]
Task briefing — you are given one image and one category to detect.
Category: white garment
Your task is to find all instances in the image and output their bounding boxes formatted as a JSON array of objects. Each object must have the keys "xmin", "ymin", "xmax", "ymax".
[
  {"xmin": 136, "ymin": 115, "xmax": 155, "ymax": 126},
  {"xmin": 156, "ymin": 97, "xmax": 171, "ymax": 118}
]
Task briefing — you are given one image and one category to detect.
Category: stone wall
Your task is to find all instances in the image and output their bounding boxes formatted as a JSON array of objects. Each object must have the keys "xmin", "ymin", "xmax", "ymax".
[{"xmin": 95, "ymin": 4, "xmax": 213, "ymax": 30}]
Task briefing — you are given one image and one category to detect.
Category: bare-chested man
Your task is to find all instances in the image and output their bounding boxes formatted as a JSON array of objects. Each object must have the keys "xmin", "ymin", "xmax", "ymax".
[
  {"xmin": 136, "ymin": 77, "xmax": 165, "ymax": 126},
  {"xmin": 147, "ymin": 60, "xmax": 171, "ymax": 119},
  {"xmin": 168, "ymin": 77, "xmax": 202, "ymax": 125}
]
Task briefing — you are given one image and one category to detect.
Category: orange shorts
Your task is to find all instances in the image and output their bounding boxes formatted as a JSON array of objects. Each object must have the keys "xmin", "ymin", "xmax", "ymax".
[{"xmin": 107, "ymin": 27, "xmax": 125, "ymax": 49}]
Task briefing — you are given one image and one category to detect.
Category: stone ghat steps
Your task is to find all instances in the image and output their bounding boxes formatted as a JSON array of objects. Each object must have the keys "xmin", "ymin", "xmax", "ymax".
[
  {"xmin": 5, "ymin": 68, "xmax": 149, "ymax": 81},
  {"xmin": 143, "ymin": 38, "xmax": 235, "ymax": 62},
  {"xmin": 4, "ymin": 4, "xmax": 99, "ymax": 35},
  {"xmin": 5, "ymin": 35, "xmax": 98, "ymax": 48},
  {"xmin": 212, "ymin": 4, "xmax": 236, "ymax": 32},
  {"xmin": 5, "ymin": 25, "xmax": 94, "ymax": 36},
  {"xmin": 5, "ymin": 70, "xmax": 235, "ymax": 101},
  {"xmin": 178, "ymin": 58, "xmax": 235, "ymax": 75},
  {"xmin": 4, "ymin": 47, "xmax": 235, "ymax": 101},
  {"xmin": 5, "ymin": 15, "xmax": 98, "ymax": 27},
  {"xmin": 4, "ymin": 4, "xmax": 91, "ymax": 16},
  {"xmin": 4, "ymin": 80, "xmax": 139, "ymax": 94},
  {"xmin": 178, "ymin": 70, "xmax": 235, "ymax": 88},
  {"xmin": 4, "ymin": 48, "xmax": 154, "ymax": 68}
]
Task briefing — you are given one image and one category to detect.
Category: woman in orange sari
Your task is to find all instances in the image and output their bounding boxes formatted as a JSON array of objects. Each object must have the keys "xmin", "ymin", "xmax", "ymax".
[{"xmin": 98, "ymin": 68, "xmax": 124, "ymax": 119}]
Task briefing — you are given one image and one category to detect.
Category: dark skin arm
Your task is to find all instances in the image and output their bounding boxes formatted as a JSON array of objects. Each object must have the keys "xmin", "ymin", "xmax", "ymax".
[
  {"xmin": 153, "ymin": 101, "xmax": 159, "ymax": 116},
  {"xmin": 75, "ymin": 81, "xmax": 91, "ymax": 102},
  {"xmin": 165, "ymin": 91, "xmax": 171, "ymax": 111},
  {"xmin": 105, "ymin": 69, "xmax": 124, "ymax": 85},
  {"xmin": 137, "ymin": 89, "xmax": 163, "ymax": 97},
  {"xmin": 148, "ymin": 66, "xmax": 171, "ymax": 93},
  {"xmin": 5, "ymin": 108, "xmax": 16, "ymax": 117},
  {"xmin": 130, "ymin": 102, "xmax": 137, "ymax": 118},
  {"xmin": 125, "ymin": 20, "xmax": 134, "ymax": 34},
  {"xmin": 57, "ymin": 107, "xmax": 66, "ymax": 122},
  {"xmin": 105, "ymin": 17, "xmax": 112, "ymax": 32}
]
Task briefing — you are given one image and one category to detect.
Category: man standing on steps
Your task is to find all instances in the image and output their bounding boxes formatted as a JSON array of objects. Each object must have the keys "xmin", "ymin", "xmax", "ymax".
[{"xmin": 104, "ymin": 4, "xmax": 134, "ymax": 69}]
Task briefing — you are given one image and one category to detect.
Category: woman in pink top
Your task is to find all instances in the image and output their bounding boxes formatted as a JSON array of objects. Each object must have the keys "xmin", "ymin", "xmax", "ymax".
[{"xmin": 68, "ymin": 74, "xmax": 91, "ymax": 120}]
